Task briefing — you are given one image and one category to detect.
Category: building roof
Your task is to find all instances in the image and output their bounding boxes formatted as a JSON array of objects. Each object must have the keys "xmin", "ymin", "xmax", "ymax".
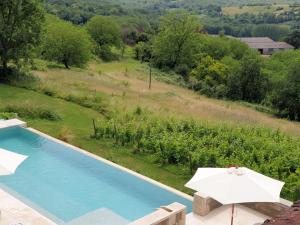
[
  {"xmin": 276, "ymin": 42, "xmax": 295, "ymax": 49},
  {"xmin": 263, "ymin": 201, "xmax": 300, "ymax": 225},
  {"xmin": 239, "ymin": 37, "xmax": 294, "ymax": 49},
  {"xmin": 240, "ymin": 37, "xmax": 274, "ymax": 43}
]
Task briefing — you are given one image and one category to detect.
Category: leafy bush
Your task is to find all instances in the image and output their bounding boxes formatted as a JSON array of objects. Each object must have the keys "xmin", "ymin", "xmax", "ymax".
[
  {"xmin": 190, "ymin": 56, "xmax": 229, "ymax": 98},
  {"xmin": 237, "ymin": 102, "xmax": 275, "ymax": 115},
  {"xmin": 43, "ymin": 15, "xmax": 92, "ymax": 69},
  {"xmin": 86, "ymin": 15, "xmax": 122, "ymax": 61},
  {"xmin": 58, "ymin": 127, "xmax": 74, "ymax": 143},
  {"xmin": 62, "ymin": 94, "xmax": 110, "ymax": 117},
  {"xmin": 4, "ymin": 104, "xmax": 61, "ymax": 121},
  {"xmin": 269, "ymin": 58, "xmax": 300, "ymax": 121},
  {"xmin": 252, "ymin": 24, "xmax": 290, "ymax": 41},
  {"xmin": 0, "ymin": 112, "xmax": 17, "ymax": 120},
  {"xmin": 0, "ymin": 68, "xmax": 37, "ymax": 86},
  {"xmin": 92, "ymin": 112, "xmax": 300, "ymax": 200}
]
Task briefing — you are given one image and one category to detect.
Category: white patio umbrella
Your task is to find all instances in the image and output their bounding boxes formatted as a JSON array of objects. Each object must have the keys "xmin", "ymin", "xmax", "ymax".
[
  {"xmin": 185, "ymin": 167, "xmax": 285, "ymax": 225},
  {"xmin": 0, "ymin": 148, "xmax": 28, "ymax": 176}
]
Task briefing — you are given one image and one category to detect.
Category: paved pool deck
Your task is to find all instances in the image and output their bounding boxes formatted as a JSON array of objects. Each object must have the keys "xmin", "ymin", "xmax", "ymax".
[
  {"xmin": 0, "ymin": 187, "xmax": 270, "ymax": 225},
  {"xmin": 0, "ymin": 188, "xmax": 56, "ymax": 225},
  {"xmin": 186, "ymin": 204, "xmax": 269, "ymax": 225}
]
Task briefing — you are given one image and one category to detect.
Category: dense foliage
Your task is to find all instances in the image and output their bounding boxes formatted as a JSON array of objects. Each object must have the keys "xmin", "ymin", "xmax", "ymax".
[
  {"xmin": 43, "ymin": 16, "xmax": 92, "ymax": 68},
  {"xmin": 152, "ymin": 11, "xmax": 202, "ymax": 71},
  {"xmin": 4, "ymin": 103, "xmax": 61, "ymax": 121},
  {"xmin": 262, "ymin": 50, "xmax": 300, "ymax": 120},
  {"xmin": 266, "ymin": 56, "xmax": 300, "ymax": 120},
  {"xmin": 0, "ymin": 0, "xmax": 45, "ymax": 74},
  {"xmin": 0, "ymin": 112, "xmax": 16, "ymax": 120},
  {"xmin": 92, "ymin": 111, "xmax": 300, "ymax": 200},
  {"xmin": 86, "ymin": 16, "xmax": 122, "ymax": 61},
  {"xmin": 252, "ymin": 24, "xmax": 290, "ymax": 41},
  {"xmin": 285, "ymin": 30, "xmax": 300, "ymax": 48}
]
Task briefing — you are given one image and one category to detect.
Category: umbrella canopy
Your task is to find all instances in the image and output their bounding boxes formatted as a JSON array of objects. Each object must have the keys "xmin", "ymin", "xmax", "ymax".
[
  {"xmin": 0, "ymin": 148, "xmax": 28, "ymax": 176},
  {"xmin": 185, "ymin": 167, "xmax": 284, "ymax": 205}
]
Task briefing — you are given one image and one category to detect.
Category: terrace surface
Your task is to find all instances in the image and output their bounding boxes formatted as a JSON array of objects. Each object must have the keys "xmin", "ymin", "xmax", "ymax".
[
  {"xmin": 0, "ymin": 188, "xmax": 271, "ymax": 225},
  {"xmin": 0, "ymin": 188, "xmax": 55, "ymax": 225},
  {"xmin": 186, "ymin": 204, "xmax": 269, "ymax": 225}
]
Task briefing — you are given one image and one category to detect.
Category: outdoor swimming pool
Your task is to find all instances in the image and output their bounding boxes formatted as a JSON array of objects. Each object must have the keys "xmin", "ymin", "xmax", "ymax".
[{"xmin": 0, "ymin": 126, "xmax": 192, "ymax": 224}]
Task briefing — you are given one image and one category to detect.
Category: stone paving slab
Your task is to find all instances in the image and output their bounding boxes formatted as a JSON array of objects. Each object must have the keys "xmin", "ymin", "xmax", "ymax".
[
  {"xmin": 66, "ymin": 208, "xmax": 129, "ymax": 225},
  {"xmin": 186, "ymin": 204, "xmax": 269, "ymax": 225},
  {"xmin": 0, "ymin": 189, "xmax": 56, "ymax": 225}
]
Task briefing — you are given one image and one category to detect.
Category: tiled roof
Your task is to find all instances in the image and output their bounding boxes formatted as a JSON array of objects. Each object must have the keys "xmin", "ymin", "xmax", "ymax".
[
  {"xmin": 239, "ymin": 37, "xmax": 294, "ymax": 49},
  {"xmin": 276, "ymin": 42, "xmax": 295, "ymax": 49},
  {"xmin": 263, "ymin": 201, "xmax": 300, "ymax": 225},
  {"xmin": 240, "ymin": 37, "xmax": 274, "ymax": 43}
]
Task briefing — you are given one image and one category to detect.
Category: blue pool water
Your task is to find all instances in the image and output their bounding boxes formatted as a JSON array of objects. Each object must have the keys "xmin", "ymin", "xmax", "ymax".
[{"xmin": 0, "ymin": 126, "xmax": 192, "ymax": 224}]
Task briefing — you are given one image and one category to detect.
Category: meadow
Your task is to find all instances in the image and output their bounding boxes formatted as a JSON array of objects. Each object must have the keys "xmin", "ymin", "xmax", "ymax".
[
  {"xmin": 30, "ymin": 58, "xmax": 300, "ymax": 136},
  {"xmin": 222, "ymin": 4, "xmax": 290, "ymax": 15}
]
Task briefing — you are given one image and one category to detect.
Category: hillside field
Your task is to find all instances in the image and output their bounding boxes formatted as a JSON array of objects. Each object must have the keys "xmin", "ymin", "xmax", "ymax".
[
  {"xmin": 222, "ymin": 4, "xmax": 291, "ymax": 15},
  {"xmin": 30, "ymin": 58, "xmax": 300, "ymax": 136}
]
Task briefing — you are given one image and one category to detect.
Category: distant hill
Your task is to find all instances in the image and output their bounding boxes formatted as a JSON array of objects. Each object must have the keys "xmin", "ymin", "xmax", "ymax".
[{"xmin": 46, "ymin": 0, "xmax": 300, "ymax": 20}]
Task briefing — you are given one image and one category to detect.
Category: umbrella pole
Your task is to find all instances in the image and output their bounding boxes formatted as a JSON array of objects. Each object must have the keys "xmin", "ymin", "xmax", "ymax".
[{"xmin": 231, "ymin": 204, "xmax": 235, "ymax": 225}]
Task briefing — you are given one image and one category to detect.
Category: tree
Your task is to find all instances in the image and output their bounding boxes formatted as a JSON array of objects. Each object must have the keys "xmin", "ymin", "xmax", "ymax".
[
  {"xmin": 271, "ymin": 59, "xmax": 300, "ymax": 120},
  {"xmin": 86, "ymin": 16, "xmax": 122, "ymax": 60},
  {"xmin": 43, "ymin": 17, "xmax": 92, "ymax": 69},
  {"xmin": 285, "ymin": 30, "xmax": 300, "ymax": 49},
  {"xmin": 239, "ymin": 51, "xmax": 268, "ymax": 102},
  {"xmin": 134, "ymin": 42, "xmax": 152, "ymax": 62},
  {"xmin": 198, "ymin": 35, "xmax": 230, "ymax": 60},
  {"xmin": 252, "ymin": 25, "xmax": 290, "ymax": 41},
  {"xmin": 0, "ymin": 0, "xmax": 44, "ymax": 73},
  {"xmin": 221, "ymin": 56, "xmax": 243, "ymax": 100},
  {"xmin": 152, "ymin": 10, "xmax": 202, "ymax": 69},
  {"xmin": 190, "ymin": 56, "xmax": 229, "ymax": 98}
]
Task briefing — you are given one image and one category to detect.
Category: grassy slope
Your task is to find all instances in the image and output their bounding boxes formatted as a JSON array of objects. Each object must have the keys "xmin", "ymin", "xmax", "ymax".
[
  {"xmin": 1, "ymin": 57, "xmax": 300, "ymax": 195},
  {"xmin": 33, "ymin": 58, "xmax": 300, "ymax": 136}
]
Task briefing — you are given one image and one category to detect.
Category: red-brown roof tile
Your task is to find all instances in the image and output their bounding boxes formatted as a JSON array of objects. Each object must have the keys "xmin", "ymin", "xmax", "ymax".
[{"xmin": 263, "ymin": 201, "xmax": 300, "ymax": 225}]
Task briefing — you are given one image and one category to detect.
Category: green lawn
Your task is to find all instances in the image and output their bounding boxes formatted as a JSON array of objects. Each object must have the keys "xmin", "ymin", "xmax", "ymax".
[{"xmin": 0, "ymin": 84, "xmax": 193, "ymax": 194}]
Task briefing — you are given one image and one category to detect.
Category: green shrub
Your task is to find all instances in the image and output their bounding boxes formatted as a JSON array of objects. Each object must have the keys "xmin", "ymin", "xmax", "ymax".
[
  {"xmin": 40, "ymin": 87, "xmax": 57, "ymax": 97},
  {"xmin": 4, "ymin": 104, "xmax": 61, "ymax": 121},
  {"xmin": 134, "ymin": 106, "xmax": 142, "ymax": 115},
  {"xmin": 238, "ymin": 101, "xmax": 275, "ymax": 114},
  {"xmin": 0, "ymin": 68, "xmax": 37, "ymax": 86},
  {"xmin": 0, "ymin": 112, "xmax": 17, "ymax": 120},
  {"xmin": 62, "ymin": 94, "xmax": 110, "ymax": 117}
]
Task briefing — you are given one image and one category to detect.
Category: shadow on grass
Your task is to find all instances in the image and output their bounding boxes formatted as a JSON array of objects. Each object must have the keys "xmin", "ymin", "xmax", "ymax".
[{"xmin": 0, "ymin": 67, "xmax": 37, "ymax": 85}]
